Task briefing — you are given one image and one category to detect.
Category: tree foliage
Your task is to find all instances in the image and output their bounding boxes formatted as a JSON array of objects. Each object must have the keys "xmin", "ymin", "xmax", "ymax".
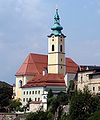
[
  {"xmin": 87, "ymin": 111, "xmax": 100, "ymax": 120},
  {"xmin": 0, "ymin": 81, "xmax": 13, "ymax": 110},
  {"xmin": 69, "ymin": 87, "xmax": 100, "ymax": 120},
  {"xmin": 47, "ymin": 91, "xmax": 68, "ymax": 120},
  {"xmin": 26, "ymin": 111, "xmax": 48, "ymax": 120},
  {"xmin": 9, "ymin": 98, "xmax": 22, "ymax": 112}
]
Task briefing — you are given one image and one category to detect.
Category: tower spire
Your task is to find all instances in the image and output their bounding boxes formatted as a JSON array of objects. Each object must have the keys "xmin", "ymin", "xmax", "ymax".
[{"xmin": 51, "ymin": 9, "xmax": 63, "ymax": 36}]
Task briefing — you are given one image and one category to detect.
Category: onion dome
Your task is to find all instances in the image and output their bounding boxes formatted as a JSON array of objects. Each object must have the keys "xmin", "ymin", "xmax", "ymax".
[{"xmin": 51, "ymin": 9, "xmax": 63, "ymax": 36}]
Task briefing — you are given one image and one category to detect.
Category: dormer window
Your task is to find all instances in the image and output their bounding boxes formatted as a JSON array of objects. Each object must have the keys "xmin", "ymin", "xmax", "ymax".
[{"xmin": 52, "ymin": 45, "xmax": 54, "ymax": 51}]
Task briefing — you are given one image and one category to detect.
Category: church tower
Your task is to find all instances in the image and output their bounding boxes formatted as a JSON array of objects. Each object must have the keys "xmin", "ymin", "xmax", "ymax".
[{"xmin": 48, "ymin": 9, "xmax": 66, "ymax": 75}]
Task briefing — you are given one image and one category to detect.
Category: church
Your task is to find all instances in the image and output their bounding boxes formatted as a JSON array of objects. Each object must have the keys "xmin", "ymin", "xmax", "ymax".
[{"xmin": 14, "ymin": 9, "xmax": 78, "ymax": 112}]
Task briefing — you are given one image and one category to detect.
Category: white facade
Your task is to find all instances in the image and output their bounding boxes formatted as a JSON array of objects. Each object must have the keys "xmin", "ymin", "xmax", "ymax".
[
  {"xmin": 22, "ymin": 87, "xmax": 44, "ymax": 106},
  {"xmin": 21, "ymin": 86, "xmax": 48, "ymax": 112},
  {"xmin": 77, "ymin": 71, "xmax": 100, "ymax": 94}
]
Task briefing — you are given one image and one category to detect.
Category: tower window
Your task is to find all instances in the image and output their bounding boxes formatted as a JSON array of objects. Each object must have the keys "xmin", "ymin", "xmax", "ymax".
[
  {"xmin": 60, "ymin": 45, "xmax": 62, "ymax": 52},
  {"xmin": 61, "ymin": 66, "xmax": 62, "ymax": 69},
  {"xmin": 52, "ymin": 45, "xmax": 54, "ymax": 51},
  {"xmin": 61, "ymin": 58, "xmax": 62, "ymax": 61},
  {"xmin": 52, "ymin": 39, "xmax": 54, "ymax": 41},
  {"xmin": 61, "ymin": 39, "xmax": 62, "ymax": 41}
]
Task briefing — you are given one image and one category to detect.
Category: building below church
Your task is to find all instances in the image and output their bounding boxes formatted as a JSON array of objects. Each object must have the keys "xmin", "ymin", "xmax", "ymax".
[{"xmin": 77, "ymin": 66, "xmax": 100, "ymax": 94}]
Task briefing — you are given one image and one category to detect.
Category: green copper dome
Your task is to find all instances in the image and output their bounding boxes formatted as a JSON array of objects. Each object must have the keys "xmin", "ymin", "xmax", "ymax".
[{"xmin": 51, "ymin": 9, "xmax": 63, "ymax": 36}]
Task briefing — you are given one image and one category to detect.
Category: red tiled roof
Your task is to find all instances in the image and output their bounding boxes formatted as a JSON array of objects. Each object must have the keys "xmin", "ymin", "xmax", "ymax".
[
  {"xmin": 66, "ymin": 57, "xmax": 78, "ymax": 73},
  {"xmin": 22, "ymin": 74, "xmax": 65, "ymax": 88},
  {"xmin": 16, "ymin": 53, "xmax": 78, "ymax": 76},
  {"xmin": 16, "ymin": 53, "xmax": 47, "ymax": 76}
]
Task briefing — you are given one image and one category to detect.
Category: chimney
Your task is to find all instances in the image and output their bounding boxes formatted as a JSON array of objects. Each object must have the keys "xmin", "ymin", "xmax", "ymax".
[{"xmin": 43, "ymin": 67, "xmax": 48, "ymax": 76}]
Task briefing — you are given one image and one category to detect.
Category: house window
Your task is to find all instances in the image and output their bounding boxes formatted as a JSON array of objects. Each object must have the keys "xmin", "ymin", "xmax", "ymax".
[
  {"xmin": 93, "ymin": 87, "xmax": 95, "ymax": 91},
  {"xmin": 81, "ymin": 76, "xmax": 83, "ymax": 84},
  {"xmin": 35, "ymin": 91, "xmax": 37, "ymax": 94},
  {"xmin": 23, "ymin": 98, "xmax": 25, "ymax": 102},
  {"xmin": 35, "ymin": 98, "xmax": 37, "ymax": 101},
  {"xmin": 32, "ymin": 91, "xmax": 34, "ymax": 94},
  {"xmin": 52, "ymin": 45, "xmax": 54, "ymax": 51},
  {"xmin": 38, "ymin": 91, "xmax": 40, "ymax": 94},
  {"xmin": 98, "ymin": 86, "xmax": 100, "ymax": 91},
  {"xmin": 23, "ymin": 91, "xmax": 25, "ymax": 95},
  {"xmin": 27, "ymin": 91, "xmax": 28, "ymax": 95},
  {"xmin": 61, "ymin": 58, "xmax": 62, "ymax": 61},
  {"xmin": 38, "ymin": 98, "xmax": 40, "ymax": 101},
  {"xmin": 60, "ymin": 45, "xmax": 62, "ymax": 52},
  {"xmin": 29, "ymin": 91, "xmax": 31, "ymax": 94},
  {"xmin": 26, "ymin": 98, "xmax": 28, "ymax": 102}
]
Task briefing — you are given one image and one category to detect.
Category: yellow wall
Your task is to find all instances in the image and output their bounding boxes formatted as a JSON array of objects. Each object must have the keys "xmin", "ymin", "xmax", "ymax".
[
  {"xmin": 48, "ymin": 36, "xmax": 66, "ymax": 75},
  {"xmin": 15, "ymin": 75, "xmax": 34, "ymax": 100}
]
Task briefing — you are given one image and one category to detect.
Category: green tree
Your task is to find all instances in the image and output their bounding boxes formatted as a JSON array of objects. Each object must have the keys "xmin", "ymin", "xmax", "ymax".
[
  {"xmin": 0, "ymin": 81, "xmax": 13, "ymax": 111},
  {"xmin": 9, "ymin": 98, "xmax": 22, "ymax": 112},
  {"xmin": 26, "ymin": 111, "xmax": 48, "ymax": 120},
  {"xmin": 47, "ymin": 89, "xmax": 53, "ymax": 99},
  {"xmin": 87, "ymin": 111, "xmax": 100, "ymax": 120},
  {"xmin": 47, "ymin": 92, "xmax": 68, "ymax": 120},
  {"xmin": 47, "ymin": 89, "xmax": 54, "ymax": 110},
  {"xmin": 69, "ymin": 87, "xmax": 100, "ymax": 120},
  {"xmin": 67, "ymin": 80, "xmax": 75, "ymax": 101}
]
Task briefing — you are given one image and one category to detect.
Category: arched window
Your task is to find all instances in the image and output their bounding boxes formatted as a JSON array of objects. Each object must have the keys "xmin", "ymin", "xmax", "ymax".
[
  {"xmin": 60, "ymin": 45, "xmax": 62, "ymax": 52},
  {"xmin": 52, "ymin": 45, "xmax": 54, "ymax": 51},
  {"xmin": 19, "ymin": 80, "xmax": 22, "ymax": 87}
]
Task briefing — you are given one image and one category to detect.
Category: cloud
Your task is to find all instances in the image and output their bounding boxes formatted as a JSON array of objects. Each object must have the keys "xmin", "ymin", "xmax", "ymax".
[{"xmin": 0, "ymin": 0, "xmax": 49, "ymax": 83}]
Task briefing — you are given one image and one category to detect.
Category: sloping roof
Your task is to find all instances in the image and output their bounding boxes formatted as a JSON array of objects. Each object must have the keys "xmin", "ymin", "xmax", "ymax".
[
  {"xmin": 16, "ymin": 53, "xmax": 78, "ymax": 76},
  {"xmin": 16, "ymin": 53, "xmax": 47, "ymax": 76},
  {"xmin": 66, "ymin": 57, "xmax": 78, "ymax": 73},
  {"xmin": 22, "ymin": 74, "xmax": 65, "ymax": 88}
]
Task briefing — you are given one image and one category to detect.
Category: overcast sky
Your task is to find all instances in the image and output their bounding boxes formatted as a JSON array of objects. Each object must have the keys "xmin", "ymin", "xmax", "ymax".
[{"xmin": 0, "ymin": 0, "xmax": 100, "ymax": 84}]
